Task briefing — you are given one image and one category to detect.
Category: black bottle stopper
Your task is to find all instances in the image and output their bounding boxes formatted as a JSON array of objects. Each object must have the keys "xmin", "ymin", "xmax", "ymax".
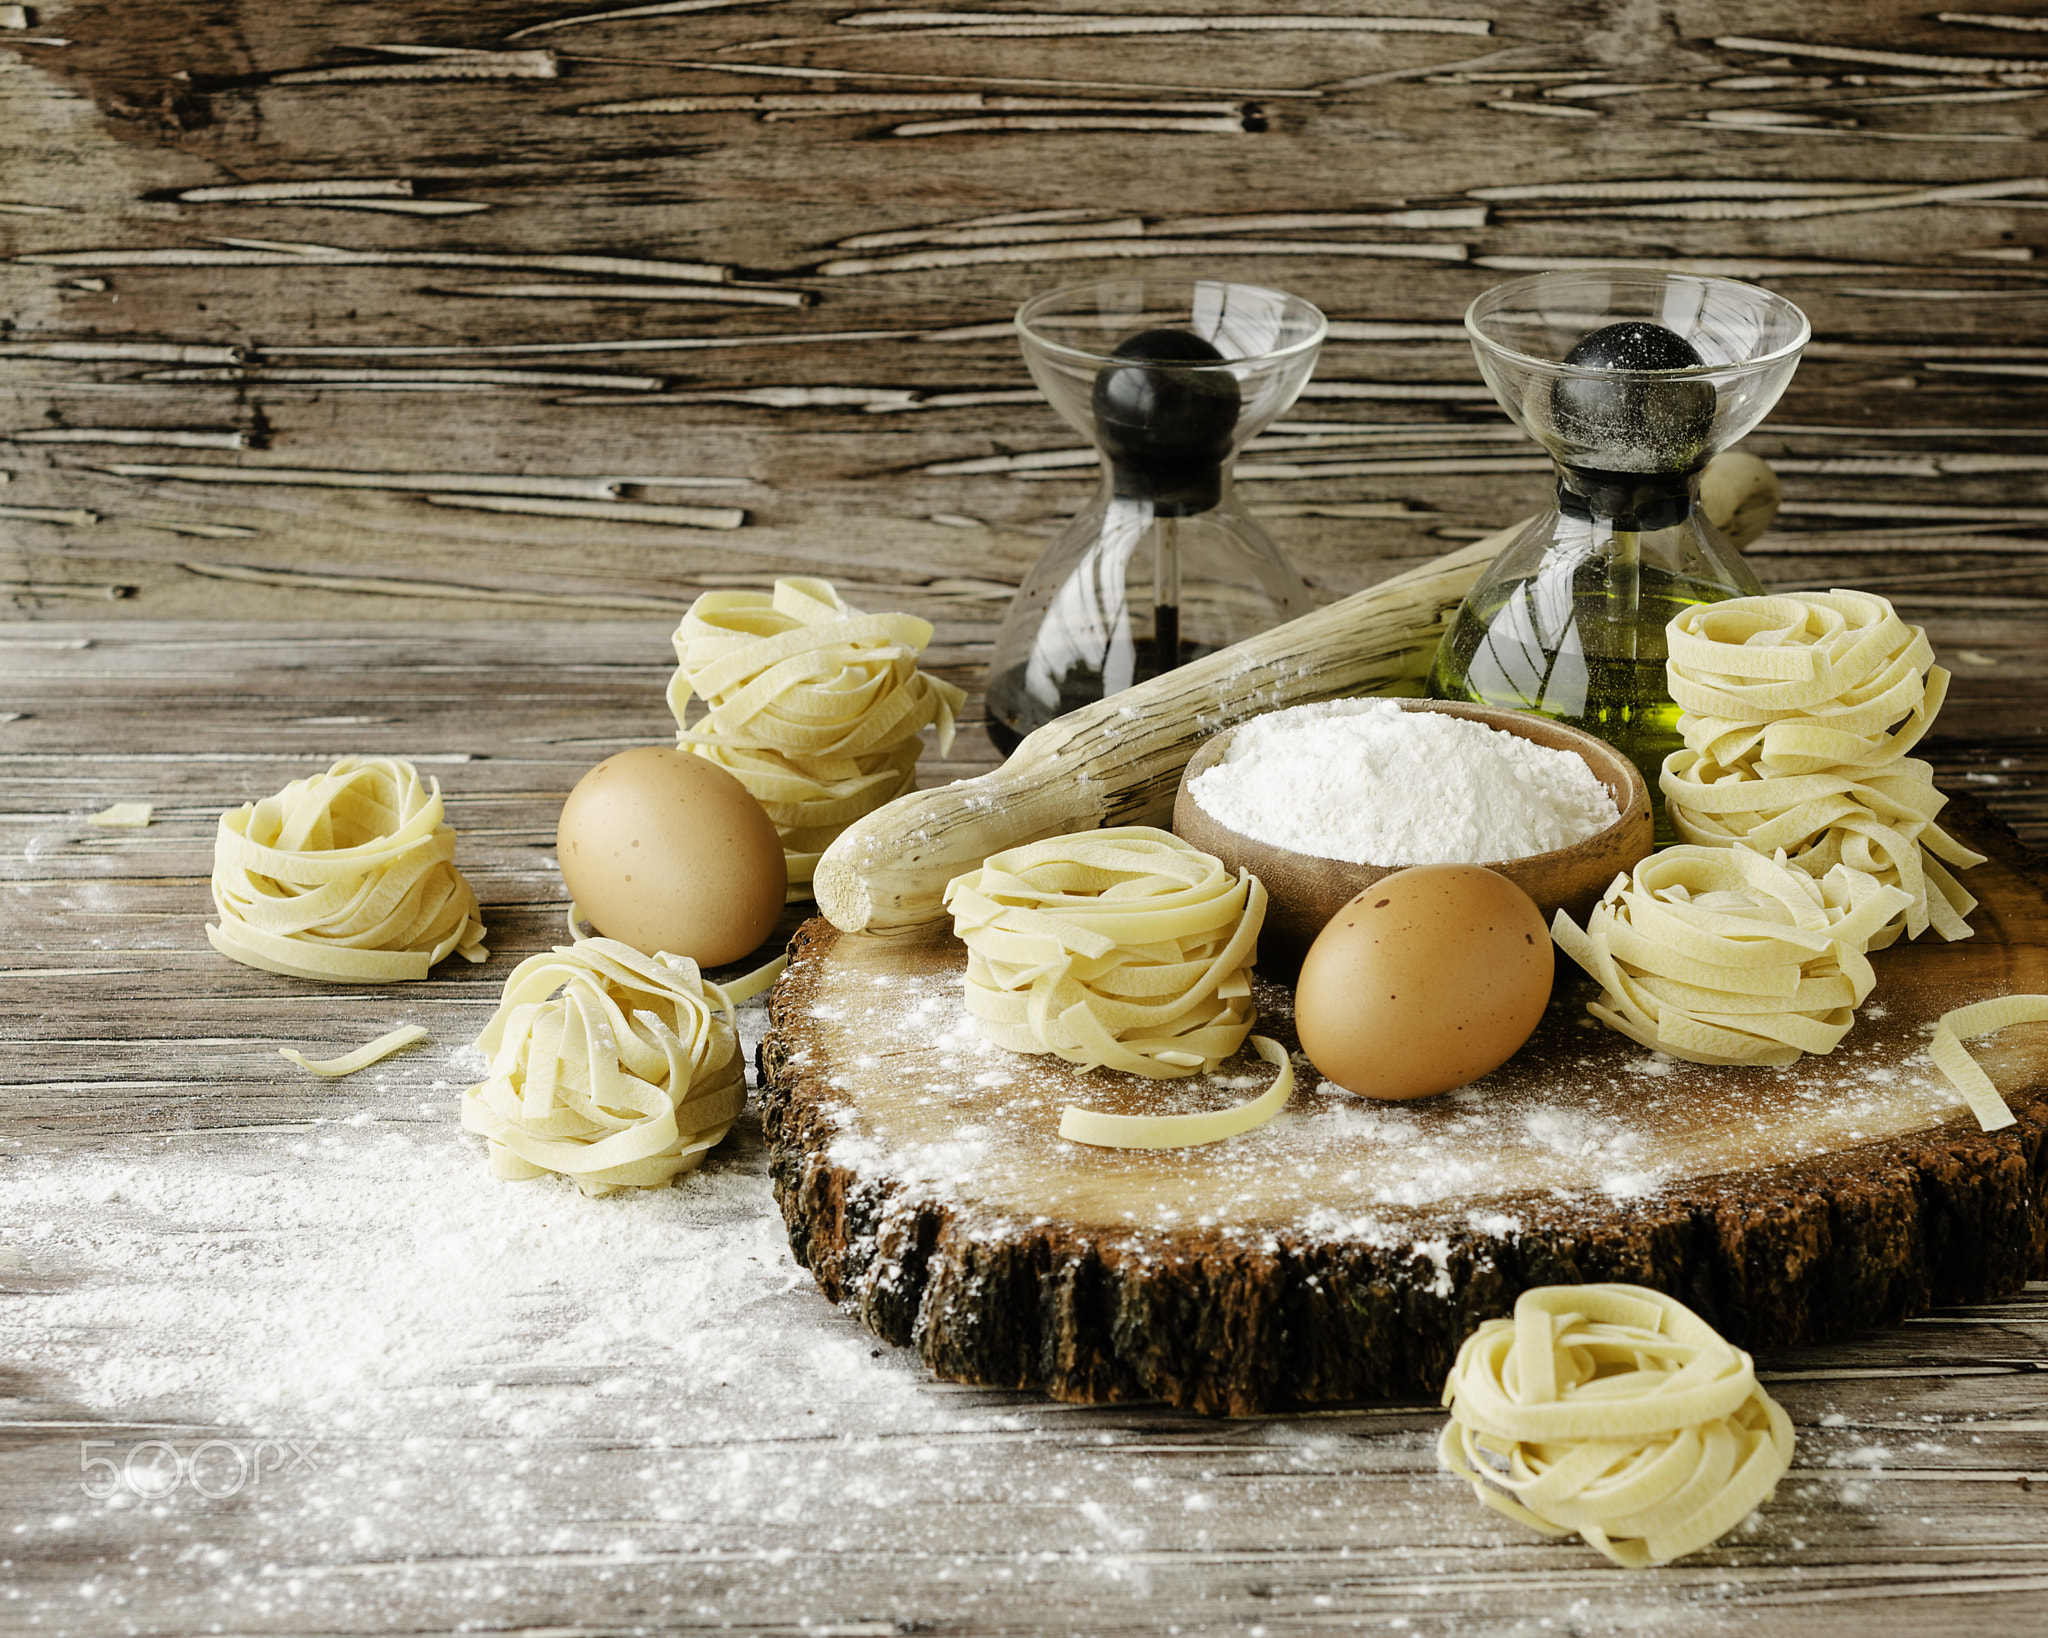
[
  {"xmin": 1091, "ymin": 328, "xmax": 1242, "ymax": 516},
  {"xmin": 1550, "ymin": 321, "xmax": 1719, "ymax": 530}
]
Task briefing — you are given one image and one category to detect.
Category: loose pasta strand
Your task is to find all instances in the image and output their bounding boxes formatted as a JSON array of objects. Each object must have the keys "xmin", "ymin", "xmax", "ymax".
[
  {"xmin": 280, "ymin": 1025, "xmax": 429, "ymax": 1077},
  {"xmin": 1927, "ymin": 995, "xmax": 2046, "ymax": 1133},
  {"xmin": 1056, "ymin": 1034, "xmax": 1296, "ymax": 1150}
]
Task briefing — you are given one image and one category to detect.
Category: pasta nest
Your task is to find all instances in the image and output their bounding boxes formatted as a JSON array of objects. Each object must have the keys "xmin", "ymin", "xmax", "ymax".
[
  {"xmin": 1439, "ymin": 1284, "xmax": 1794, "ymax": 1569},
  {"xmin": 943, "ymin": 827, "xmax": 1266, "ymax": 1078},
  {"xmin": 1551, "ymin": 844, "xmax": 1911, "ymax": 1066},
  {"xmin": 1661, "ymin": 590, "xmax": 1982, "ymax": 944},
  {"xmin": 461, "ymin": 938, "xmax": 746, "ymax": 1196},
  {"xmin": 668, "ymin": 577, "xmax": 967, "ymax": 888},
  {"xmin": 208, "ymin": 756, "xmax": 487, "ymax": 983}
]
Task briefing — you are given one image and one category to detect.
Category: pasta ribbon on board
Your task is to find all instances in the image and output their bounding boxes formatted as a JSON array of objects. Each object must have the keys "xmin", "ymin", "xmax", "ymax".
[
  {"xmin": 1928, "ymin": 994, "xmax": 2048, "ymax": 1134},
  {"xmin": 1055, "ymin": 1034, "xmax": 1295, "ymax": 1150},
  {"xmin": 1551, "ymin": 845, "xmax": 1911, "ymax": 1068},
  {"xmin": 1438, "ymin": 1284, "xmax": 1794, "ymax": 1569},
  {"xmin": 1661, "ymin": 590, "xmax": 1982, "ymax": 944},
  {"xmin": 668, "ymin": 578, "xmax": 966, "ymax": 895},
  {"xmin": 208, "ymin": 756, "xmax": 487, "ymax": 982},
  {"xmin": 945, "ymin": 827, "xmax": 1291, "ymax": 1148},
  {"xmin": 461, "ymin": 939, "xmax": 746, "ymax": 1196}
]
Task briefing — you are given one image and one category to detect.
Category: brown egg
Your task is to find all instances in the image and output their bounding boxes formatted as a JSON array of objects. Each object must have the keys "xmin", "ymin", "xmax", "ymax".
[
  {"xmin": 1293, "ymin": 864, "xmax": 1552, "ymax": 1101},
  {"xmin": 557, "ymin": 747, "xmax": 785, "ymax": 967}
]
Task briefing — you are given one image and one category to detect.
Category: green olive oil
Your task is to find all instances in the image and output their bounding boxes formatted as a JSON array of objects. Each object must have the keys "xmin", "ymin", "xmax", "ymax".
[{"xmin": 1428, "ymin": 565, "xmax": 1737, "ymax": 842}]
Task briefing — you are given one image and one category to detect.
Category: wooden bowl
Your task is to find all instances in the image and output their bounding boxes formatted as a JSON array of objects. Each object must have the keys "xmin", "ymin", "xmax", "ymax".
[{"xmin": 1172, "ymin": 699, "xmax": 1653, "ymax": 969}]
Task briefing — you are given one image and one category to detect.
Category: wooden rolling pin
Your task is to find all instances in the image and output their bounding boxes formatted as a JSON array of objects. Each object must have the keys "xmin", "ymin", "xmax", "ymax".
[{"xmin": 815, "ymin": 451, "xmax": 1780, "ymax": 934}]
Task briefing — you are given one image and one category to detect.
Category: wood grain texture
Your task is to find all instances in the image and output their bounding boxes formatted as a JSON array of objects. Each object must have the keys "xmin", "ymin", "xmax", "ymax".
[
  {"xmin": 1, "ymin": 0, "xmax": 2045, "ymax": 633},
  {"xmin": 4, "ymin": 1, "xmax": 2047, "ymax": 1631}
]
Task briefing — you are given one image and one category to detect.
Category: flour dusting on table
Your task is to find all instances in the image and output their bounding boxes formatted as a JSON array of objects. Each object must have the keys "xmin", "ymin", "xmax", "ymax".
[{"xmin": 7, "ymin": 1001, "xmax": 951, "ymax": 1441}]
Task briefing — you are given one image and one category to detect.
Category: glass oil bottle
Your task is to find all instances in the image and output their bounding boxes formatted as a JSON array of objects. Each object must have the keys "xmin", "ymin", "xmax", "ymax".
[{"xmin": 1428, "ymin": 270, "xmax": 1810, "ymax": 837}]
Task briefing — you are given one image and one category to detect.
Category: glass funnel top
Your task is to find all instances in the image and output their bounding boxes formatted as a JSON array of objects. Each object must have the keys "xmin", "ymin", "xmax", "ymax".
[
  {"xmin": 1016, "ymin": 278, "xmax": 1327, "ymax": 455},
  {"xmin": 1466, "ymin": 270, "xmax": 1809, "ymax": 476}
]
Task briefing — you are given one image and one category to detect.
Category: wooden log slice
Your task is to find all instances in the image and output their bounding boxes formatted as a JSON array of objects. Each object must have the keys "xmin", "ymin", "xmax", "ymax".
[{"xmin": 757, "ymin": 797, "xmax": 2048, "ymax": 1415}]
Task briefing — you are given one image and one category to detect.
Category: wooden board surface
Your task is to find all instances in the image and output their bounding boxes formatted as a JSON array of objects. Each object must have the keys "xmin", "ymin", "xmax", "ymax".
[
  {"xmin": 5, "ymin": 0, "xmax": 2048, "ymax": 1631},
  {"xmin": 759, "ymin": 799, "xmax": 2048, "ymax": 1413}
]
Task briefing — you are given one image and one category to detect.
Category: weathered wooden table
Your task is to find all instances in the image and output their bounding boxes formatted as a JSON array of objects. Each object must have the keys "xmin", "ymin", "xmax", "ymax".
[{"xmin": 5, "ymin": 2, "xmax": 2047, "ymax": 1632}]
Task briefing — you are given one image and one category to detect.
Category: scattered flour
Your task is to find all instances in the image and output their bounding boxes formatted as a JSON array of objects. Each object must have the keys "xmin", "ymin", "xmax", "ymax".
[
  {"xmin": 1189, "ymin": 698, "xmax": 1618, "ymax": 865},
  {"xmin": 3, "ymin": 1002, "xmax": 940, "ymax": 1436},
  {"xmin": 1, "ymin": 969, "xmax": 1975, "ymax": 1631}
]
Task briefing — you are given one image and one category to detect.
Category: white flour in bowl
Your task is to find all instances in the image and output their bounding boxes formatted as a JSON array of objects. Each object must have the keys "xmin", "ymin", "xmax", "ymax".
[{"xmin": 1188, "ymin": 698, "xmax": 1618, "ymax": 865}]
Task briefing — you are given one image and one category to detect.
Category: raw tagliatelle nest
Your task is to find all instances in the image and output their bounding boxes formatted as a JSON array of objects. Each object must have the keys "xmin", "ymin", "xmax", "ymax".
[
  {"xmin": 1439, "ymin": 1284, "xmax": 1794, "ymax": 1569},
  {"xmin": 667, "ymin": 577, "xmax": 966, "ymax": 894},
  {"xmin": 1551, "ymin": 844, "xmax": 1911, "ymax": 1068},
  {"xmin": 208, "ymin": 756, "xmax": 488, "ymax": 982},
  {"xmin": 944, "ymin": 827, "xmax": 1294, "ymax": 1150},
  {"xmin": 945, "ymin": 827, "xmax": 1265, "ymax": 1077},
  {"xmin": 461, "ymin": 939, "xmax": 746, "ymax": 1196},
  {"xmin": 1660, "ymin": 589, "xmax": 1982, "ymax": 944}
]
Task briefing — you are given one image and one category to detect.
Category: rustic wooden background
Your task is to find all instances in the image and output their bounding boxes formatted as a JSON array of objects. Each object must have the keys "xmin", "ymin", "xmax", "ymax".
[
  {"xmin": 5, "ymin": 0, "xmax": 2046, "ymax": 828},
  {"xmin": 4, "ymin": 2, "xmax": 2047, "ymax": 1633},
  {"xmin": 1, "ymin": 5, "xmax": 2045, "ymax": 623}
]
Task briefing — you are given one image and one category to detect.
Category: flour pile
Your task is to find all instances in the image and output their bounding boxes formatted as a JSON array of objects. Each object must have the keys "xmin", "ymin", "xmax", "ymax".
[{"xmin": 1189, "ymin": 699, "xmax": 1619, "ymax": 865}]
